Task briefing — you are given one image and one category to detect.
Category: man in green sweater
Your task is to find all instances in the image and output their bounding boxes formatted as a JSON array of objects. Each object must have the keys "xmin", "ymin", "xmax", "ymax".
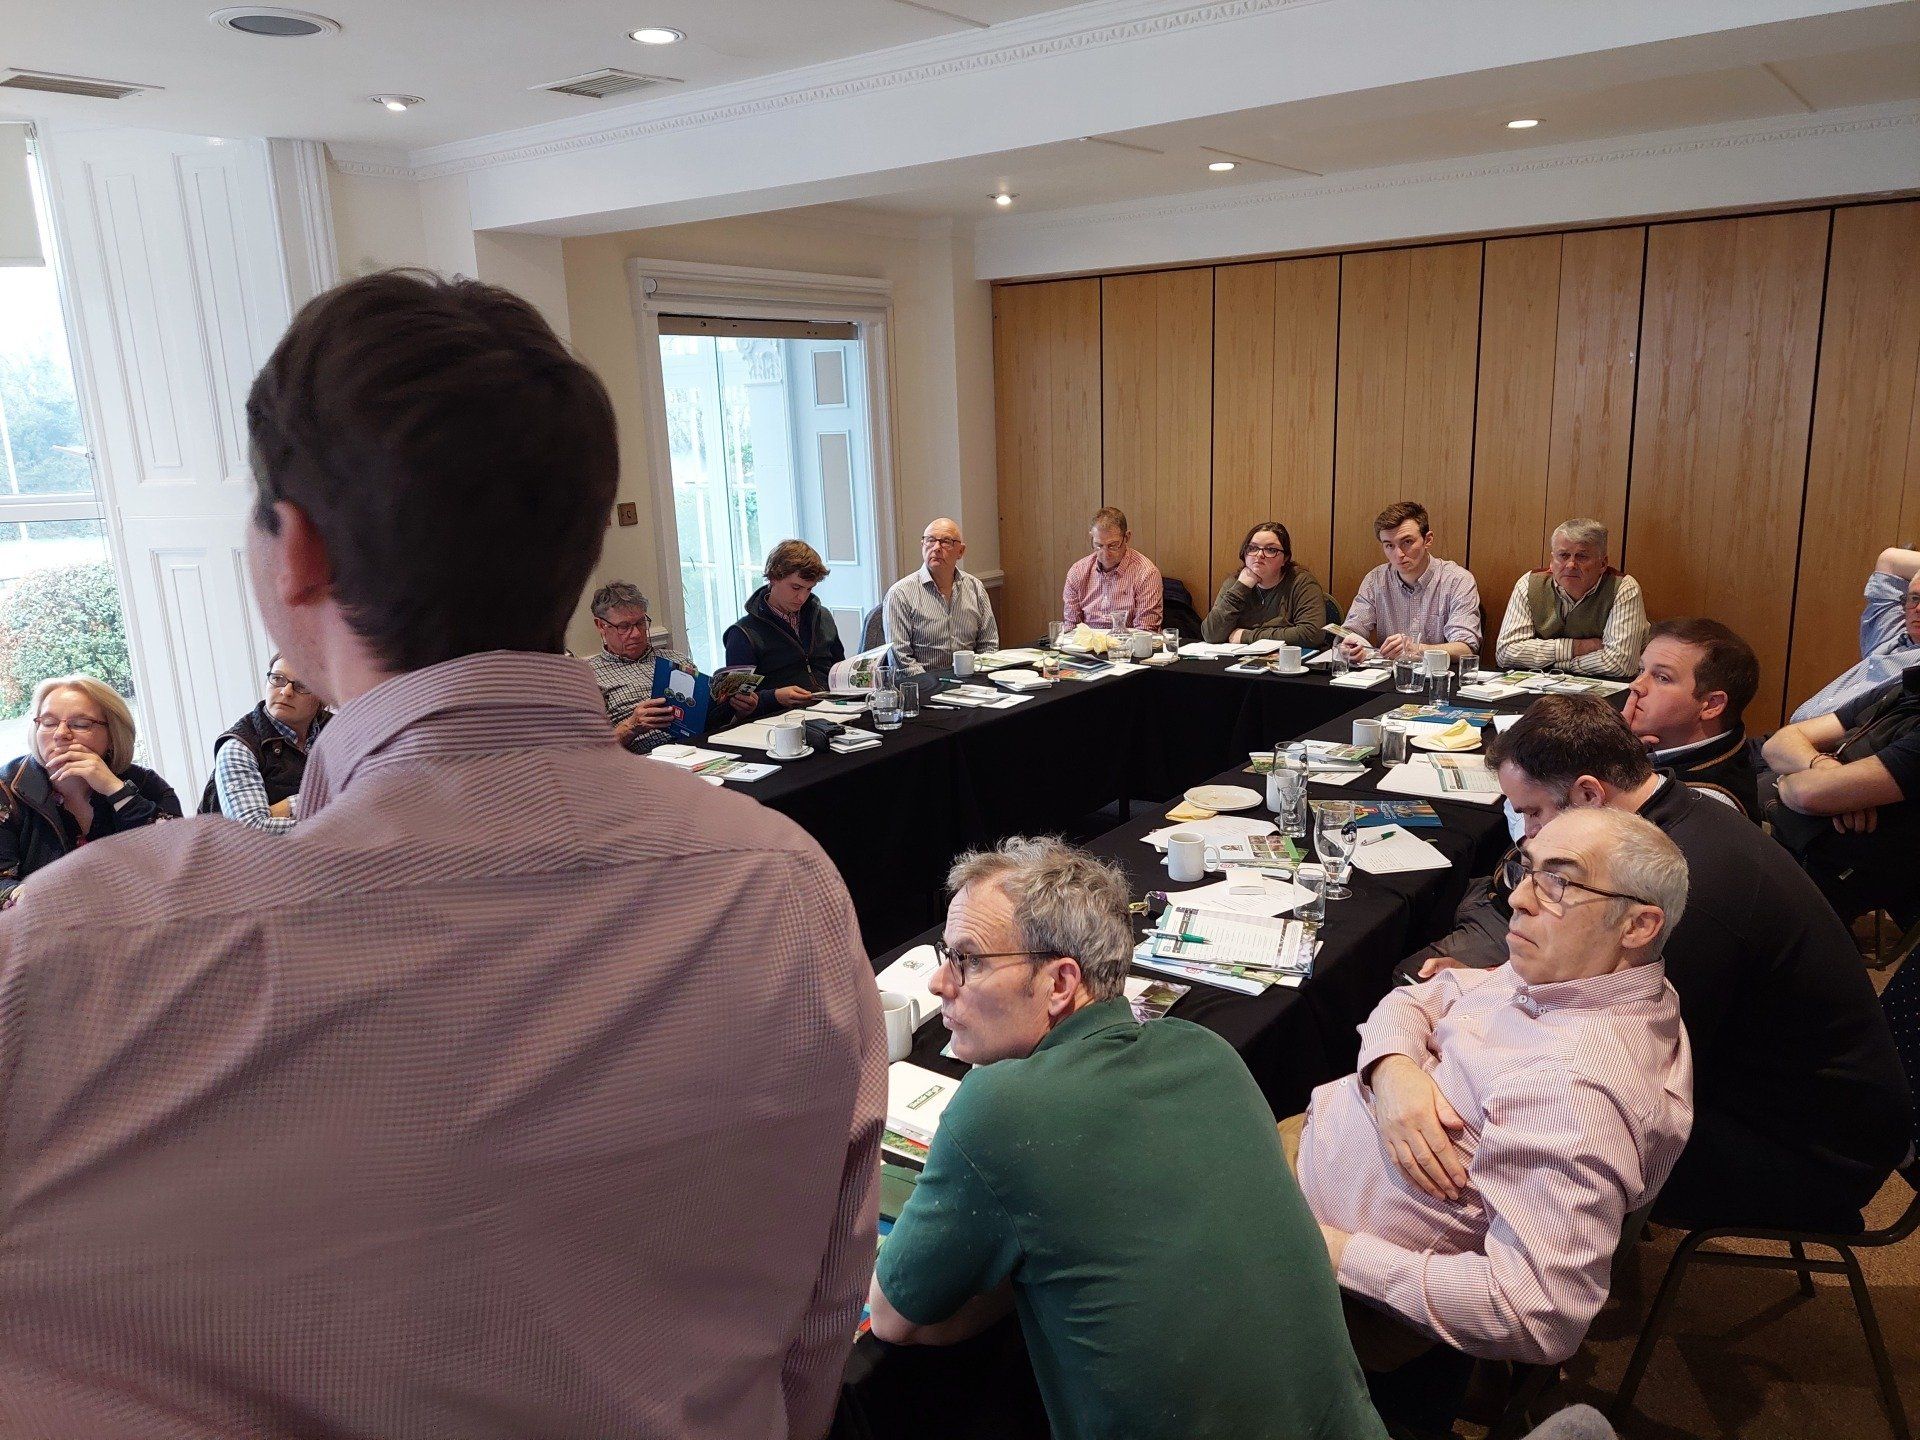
[
  {"xmin": 1493, "ymin": 517, "xmax": 1648, "ymax": 678},
  {"xmin": 869, "ymin": 836, "xmax": 1385, "ymax": 1440},
  {"xmin": 1201, "ymin": 519, "xmax": 1330, "ymax": 645}
]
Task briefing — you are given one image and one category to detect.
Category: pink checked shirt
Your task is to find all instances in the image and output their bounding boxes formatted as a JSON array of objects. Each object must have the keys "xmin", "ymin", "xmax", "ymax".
[
  {"xmin": 1061, "ymin": 548, "xmax": 1164, "ymax": 630},
  {"xmin": 0, "ymin": 651, "xmax": 885, "ymax": 1440},
  {"xmin": 1298, "ymin": 962, "xmax": 1691, "ymax": 1364}
]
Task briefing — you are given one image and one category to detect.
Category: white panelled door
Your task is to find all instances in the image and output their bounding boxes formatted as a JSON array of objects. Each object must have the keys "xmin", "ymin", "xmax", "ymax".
[{"xmin": 40, "ymin": 127, "xmax": 290, "ymax": 797}]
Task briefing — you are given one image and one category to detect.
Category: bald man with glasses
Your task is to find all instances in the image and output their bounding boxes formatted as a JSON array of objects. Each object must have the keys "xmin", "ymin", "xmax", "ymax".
[{"xmin": 883, "ymin": 517, "xmax": 999, "ymax": 672}]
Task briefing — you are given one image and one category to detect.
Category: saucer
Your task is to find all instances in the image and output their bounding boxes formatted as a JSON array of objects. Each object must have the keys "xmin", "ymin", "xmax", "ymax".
[{"xmin": 767, "ymin": 744, "xmax": 815, "ymax": 761}]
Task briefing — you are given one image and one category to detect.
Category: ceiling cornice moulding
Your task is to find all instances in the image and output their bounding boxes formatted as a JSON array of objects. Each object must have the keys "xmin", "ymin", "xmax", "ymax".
[
  {"xmin": 985, "ymin": 102, "xmax": 1920, "ymax": 241},
  {"xmin": 396, "ymin": 0, "xmax": 1335, "ymax": 181},
  {"xmin": 324, "ymin": 143, "xmax": 415, "ymax": 181}
]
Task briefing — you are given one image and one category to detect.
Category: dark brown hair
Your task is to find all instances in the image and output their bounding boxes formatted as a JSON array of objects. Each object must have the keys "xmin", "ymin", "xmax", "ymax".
[
  {"xmin": 764, "ymin": 539, "xmax": 829, "ymax": 584},
  {"xmin": 1238, "ymin": 520, "xmax": 1296, "ymax": 579},
  {"xmin": 247, "ymin": 270, "xmax": 617, "ymax": 671},
  {"xmin": 1645, "ymin": 618, "xmax": 1759, "ymax": 723},
  {"xmin": 1373, "ymin": 500, "xmax": 1430, "ymax": 537},
  {"xmin": 1486, "ymin": 694, "xmax": 1655, "ymax": 794}
]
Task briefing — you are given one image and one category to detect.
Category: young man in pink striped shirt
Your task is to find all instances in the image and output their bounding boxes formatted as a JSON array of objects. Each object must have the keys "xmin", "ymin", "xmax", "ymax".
[{"xmin": 1298, "ymin": 808, "xmax": 1694, "ymax": 1375}]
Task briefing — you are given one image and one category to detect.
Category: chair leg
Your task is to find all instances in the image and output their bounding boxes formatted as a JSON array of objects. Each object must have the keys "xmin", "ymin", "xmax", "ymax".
[
  {"xmin": 1790, "ymin": 1240, "xmax": 1817, "ymax": 1298},
  {"xmin": 1838, "ymin": 1246, "xmax": 1911, "ymax": 1440},
  {"xmin": 1610, "ymin": 1231, "xmax": 1707, "ymax": 1422}
]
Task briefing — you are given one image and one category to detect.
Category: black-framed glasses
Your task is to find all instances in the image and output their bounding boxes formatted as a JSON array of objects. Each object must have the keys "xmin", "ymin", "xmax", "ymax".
[
  {"xmin": 1245, "ymin": 544, "xmax": 1288, "ymax": 559},
  {"xmin": 1901, "ymin": 593, "xmax": 1920, "ymax": 611},
  {"xmin": 931, "ymin": 936, "xmax": 1061, "ymax": 987},
  {"xmin": 597, "ymin": 616, "xmax": 651, "ymax": 634},
  {"xmin": 265, "ymin": 671, "xmax": 311, "ymax": 697},
  {"xmin": 1498, "ymin": 852, "xmax": 1653, "ymax": 915},
  {"xmin": 921, "ymin": 535, "xmax": 961, "ymax": 549}
]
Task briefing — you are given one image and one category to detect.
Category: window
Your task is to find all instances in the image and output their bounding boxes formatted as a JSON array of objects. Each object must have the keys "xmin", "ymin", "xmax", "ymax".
[
  {"xmin": 656, "ymin": 323, "xmax": 883, "ymax": 672},
  {"xmin": 0, "ymin": 141, "xmax": 133, "ymax": 762}
]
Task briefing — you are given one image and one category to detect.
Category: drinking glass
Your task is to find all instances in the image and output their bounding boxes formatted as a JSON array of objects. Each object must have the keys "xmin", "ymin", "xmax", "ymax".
[
  {"xmin": 1328, "ymin": 647, "xmax": 1351, "ymax": 677},
  {"xmin": 1427, "ymin": 669, "xmax": 1457, "ymax": 706},
  {"xmin": 1380, "ymin": 720, "xmax": 1411, "ymax": 766},
  {"xmin": 1393, "ymin": 656, "xmax": 1422, "ymax": 692},
  {"xmin": 1269, "ymin": 761, "xmax": 1308, "ymax": 839},
  {"xmin": 1160, "ymin": 627, "xmax": 1181, "ymax": 658},
  {"xmin": 1314, "ymin": 801, "xmax": 1357, "ymax": 901},
  {"xmin": 871, "ymin": 687, "xmax": 904, "ymax": 731},
  {"xmin": 1294, "ymin": 864, "xmax": 1327, "ymax": 924},
  {"xmin": 1039, "ymin": 650, "xmax": 1063, "ymax": 681},
  {"xmin": 899, "ymin": 680, "xmax": 921, "ymax": 718},
  {"xmin": 1048, "ymin": 619, "xmax": 1067, "ymax": 650},
  {"xmin": 1457, "ymin": 653, "xmax": 1482, "ymax": 685}
]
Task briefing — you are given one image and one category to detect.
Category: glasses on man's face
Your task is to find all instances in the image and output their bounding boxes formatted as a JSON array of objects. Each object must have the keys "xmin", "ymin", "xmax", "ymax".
[
  {"xmin": 1246, "ymin": 545, "xmax": 1287, "ymax": 559},
  {"xmin": 34, "ymin": 714, "xmax": 104, "ymax": 735},
  {"xmin": 598, "ymin": 616, "xmax": 650, "ymax": 635},
  {"xmin": 922, "ymin": 535, "xmax": 960, "ymax": 549},
  {"xmin": 931, "ymin": 936, "xmax": 1060, "ymax": 988},
  {"xmin": 1901, "ymin": 593, "xmax": 1920, "ymax": 611},
  {"xmin": 265, "ymin": 671, "xmax": 312, "ymax": 697},
  {"xmin": 1498, "ymin": 852, "xmax": 1652, "ymax": 916}
]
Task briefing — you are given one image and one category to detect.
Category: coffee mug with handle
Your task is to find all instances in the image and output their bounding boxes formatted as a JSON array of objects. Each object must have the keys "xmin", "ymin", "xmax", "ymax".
[
  {"xmin": 952, "ymin": 650, "xmax": 976, "ymax": 676},
  {"xmin": 1274, "ymin": 643, "xmax": 1303, "ymax": 672},
  {"xmin": 879, "ymin": 989, "xmax": 924, "ymax": 1063},
  {"xmin": 770, "ymin": 721, "xmax": 807, "ymax": 759},
  {"xmin": 1165, "ymin": 830, "xmax": 1222, "ymax": 884}
]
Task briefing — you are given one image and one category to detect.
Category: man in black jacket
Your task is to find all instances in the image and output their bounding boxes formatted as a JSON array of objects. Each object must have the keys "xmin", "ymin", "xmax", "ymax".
[
  {"xmin": 1622, "ymin": 617, "xmax": 1762, "ymax": 819},
  {"xmin": 1396, "ymin": 696, "xmax": 1911, "ymax": 1233}
]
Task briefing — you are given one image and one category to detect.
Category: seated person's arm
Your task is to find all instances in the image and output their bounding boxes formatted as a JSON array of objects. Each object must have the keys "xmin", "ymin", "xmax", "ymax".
[
  {"xmin": 1432, "ymin": 581, "xmax": 1482, "ymax": 660},
  {"xmin": 1201, "ymin": 578, "xmax": 1246, "ymax": 643},
  {"xmin": 1877, "ymin": 547, "xmax": 1920, "ymax": 581},
  {"xmin": 1336, "ymin": 1072, "xmax": 1638, "ymax": 1364},
  {"xmin": 869, "ymin": 1278, "xmax": 1014, "ymax": 1346},
  {"xmin": 1493, "ymin": 576, "xmax": 1555, "ymax": 670},
  {"xmin": 977, "ymin": 601, "xmax": 1000, "ymax": 653},
  {"xmin": 869, "ymin": 1115, "xmax": 1020, "ymax": 1348},
  {"xmin": 1763, "ymin": 713, "xmax": 1846, "ymax": 775},
  {"xmin": 883, "ymin": 589, "xmax": 923, "ymax": 673},
  {"xmin": 1135, "ymin": 571, "xmax": 1164, "ymax": 631},
  {"xmin": 1356, "ymin": 979, "xmax": 1475, "ymax": 1201},
  {"xmin": 1061, "ymin": 566, "xmax": 1086, "ymax": 626},
  {"xmin": 721, "ymin": 625, "xmax": 770, "ymax": 714},
  {"xmin": 214, "ymin": 743, "xmax": 294, "ymax": 834},
  {"xmin": 1241, "ymin": 572, "xmax": 1328, "ymax": 647},
  {"xmin": 1339, "ymin": 585, "xmax": 1379, "ymax": 654},
  {"xmin": 1776, "ymin": 754, "xmax": 1904, "ymax": 817},
  {"xmin": 1573, "ymin": 579, "xmax": 1648, "ymax": 677}
]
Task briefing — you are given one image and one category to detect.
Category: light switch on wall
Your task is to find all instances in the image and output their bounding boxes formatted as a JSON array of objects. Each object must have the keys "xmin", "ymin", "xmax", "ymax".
[{"xmin": 616, "ymin": 502, "xmax": 638, "ymax": 526}]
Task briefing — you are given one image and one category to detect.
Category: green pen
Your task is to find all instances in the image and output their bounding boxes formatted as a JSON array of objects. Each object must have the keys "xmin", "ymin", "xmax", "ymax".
[{"xmin": 1148, "ymin": 930, "xmax": 1208, "ymax": 945}]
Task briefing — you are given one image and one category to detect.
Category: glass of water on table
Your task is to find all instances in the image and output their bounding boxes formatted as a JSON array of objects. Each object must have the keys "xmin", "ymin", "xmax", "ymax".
[
  {"xmin": 871, "ymin": 683, "xmax": 904, "ymax": 730},
  {"xmin": 1314, "ymin": 800, "xmax": 1357, "ymax": 900}
]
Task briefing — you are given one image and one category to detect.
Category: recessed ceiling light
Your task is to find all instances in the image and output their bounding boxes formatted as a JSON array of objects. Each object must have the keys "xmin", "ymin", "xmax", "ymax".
[
  {"xmin": 629, "ymin": 26, "xmax": 684, "ymax": 44},
  {"xmin": 1208, "ymin": 160, "xmax": 1236, "ymax": 172},
  {"xmin": 1506, "ymin": 117, "xmax": 1540, "ymax": 129},
  {"xmin": 992, "ymin": 193, "xmax": 1015, "ymax": 207},
  {"xmin": 210, "ymin": 6, "xmax": 340, "ymax": 37},
  {"xmin": 371, "ymin": 94, "xmax": 423, "ymax": 112}
]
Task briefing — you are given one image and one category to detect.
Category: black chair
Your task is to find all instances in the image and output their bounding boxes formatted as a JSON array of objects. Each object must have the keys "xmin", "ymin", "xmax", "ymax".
[
  {"xmin": 860, "ymin": 605, "xmax": 885, "ymax": 651},
  {"xmin": 1609, "ymin": 957, "xmax": 1920, "ymax": 1440},
  {"xmin": 1322, "ymin": 595, "xmax": 1343, "ymax": 651},
  {"xmin": 1160, "ymin": 578, "xmax": 1204, "ymax": 640}
]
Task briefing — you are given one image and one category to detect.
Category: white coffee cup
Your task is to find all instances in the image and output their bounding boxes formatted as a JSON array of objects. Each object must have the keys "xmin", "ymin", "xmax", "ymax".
[
  {"xmin": 770, "ymin": 721, "xmax": 807, "ymax": 759},
  {"xmin": 1274, "ymin": 643, "xmax": 1304, "ymax": 672},
  {"xmin": 1423, "ymin": 649, "xmax": 1451, "ymax": 676},
  {"xmin": 952, "ymin": 650, "xmax": 976, "ymax": 676},
  {"xmin": 1353, "ymin": 717, "xmax": 1383, "ymax": 750},
  {"xmin": 880, "ymin": 989, "xmax": 924, "ymax": 1063},
  {"xmin": 1165, "ymin": 830, "xmax": 1221, "ymax": 883},
  {"xmin": 1127, "ymin": 631, "xmax": 1154, "ymax": 661}
]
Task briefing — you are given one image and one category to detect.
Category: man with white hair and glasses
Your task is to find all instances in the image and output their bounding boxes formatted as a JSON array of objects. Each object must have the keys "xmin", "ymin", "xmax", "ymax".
[
  {"xmin": 883, "ymin": 517, "xmax": 999, "ymax": 672},
  {"xmin": 869, "ymin": 836, "xmax": 1386, "ymax": 1440},
  {"xmin": 1494, "ymin": 517, "xmax": 1648, "ymax": 678}
]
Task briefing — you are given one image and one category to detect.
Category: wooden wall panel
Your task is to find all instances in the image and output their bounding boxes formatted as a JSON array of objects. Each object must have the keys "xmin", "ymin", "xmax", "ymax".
[
  {"xmin": 1332, "ymin": 242, "xmax": 1482, "ymax": 602},
  {"xmin": 1788, "ymin": 203, "xmax": 1920, "ymax": 716},
  {"xmin": 1628, "ymin": 210, "xmax": 1830, "ymax": 727},
  {"xmin": 1210, "ymin": 257, "xmax": 1338, "ymax": 596},
  {"xmin": 1544, "ymin": 226, "xmax": 1643, "ymax": 562},
  {"xmin": 1101, "ymin": 268, "xmax": 1215, "ymax": 599},
  {"xmin": 1468, "ymin": 235, "xmax": 1562, "ymax": 641},
  {"xmin": 992, "ymin": 279, "xmax": 1101, "ymax": 645}
]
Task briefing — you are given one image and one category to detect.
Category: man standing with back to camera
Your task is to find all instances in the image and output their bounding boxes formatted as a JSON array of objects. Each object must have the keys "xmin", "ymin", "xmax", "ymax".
[{"xmin": 0, "ymin": 270, "xmax": 884, "ymax": 1439}]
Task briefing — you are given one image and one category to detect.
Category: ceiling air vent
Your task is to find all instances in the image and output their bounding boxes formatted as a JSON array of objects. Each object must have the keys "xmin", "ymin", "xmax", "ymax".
[
  {"xmin": 535, "ymin": 68, "xmax": 677, "ymax": 101},
  {"xmin": 0, "ymin": 68, "xmax": 160, "ymax": 100}
]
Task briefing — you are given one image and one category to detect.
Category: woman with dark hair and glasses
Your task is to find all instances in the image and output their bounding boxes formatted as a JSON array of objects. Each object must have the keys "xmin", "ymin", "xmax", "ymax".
[
  {"xmin": 0, "ymin": 674, "xmax": 181, "ymax": 903},
  {"xmin": 197, "ymin": 651, "xmax": 328, "ymax": 832},
  {"xmin": 1200, "ymin": 520, "xmax": 1328, "ymax": 645}
]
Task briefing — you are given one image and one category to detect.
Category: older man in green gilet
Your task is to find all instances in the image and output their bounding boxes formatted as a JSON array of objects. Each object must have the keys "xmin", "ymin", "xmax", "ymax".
[{"xmin": 1493, "ymin": 517, "xmax": 1648, "ymax": 679}]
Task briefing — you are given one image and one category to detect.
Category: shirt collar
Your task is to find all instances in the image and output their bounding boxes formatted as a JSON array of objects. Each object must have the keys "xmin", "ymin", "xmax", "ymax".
[
  {"xmin": 1498, "ymin": 958, "xmax": 1668, "ymax": 1017},
  {"xmin": 1391, "ymin": 560, "xmax": 1435, "ymax": 595},
  {"xmin": 599, "ymin": 644, "xmax": 654, "ymax": 665},
  {"xmin": 301, "ymin": 651, "xmax": 608, "ymax": 816},
  {"xmin": 1651, "ymin": 727, "xmax": 1737, "ymax": 765},
  {"xmin": 266, "ymin": 711, "xmax": 305, "ymax": 746},
  {"xmin": 1033, "ymin": 996, "xmax": 1135, "ymax": 1054}
]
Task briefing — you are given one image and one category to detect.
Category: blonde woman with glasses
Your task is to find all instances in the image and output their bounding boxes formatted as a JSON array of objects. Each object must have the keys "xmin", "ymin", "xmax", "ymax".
[{"xmin": 0, "ymin": 674, "xmax": 180, "ymax": 904}]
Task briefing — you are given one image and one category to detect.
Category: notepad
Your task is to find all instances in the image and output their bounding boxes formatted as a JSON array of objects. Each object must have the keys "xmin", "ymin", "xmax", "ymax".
[
  {"xmin": 1378, "ymin": 757, "xmax": 1504, "ymax": 806},
  {"xmin": 1330, "ymin": 668, "xmax": 1392, "ymax": 689},
  {"xmin": 1167, "ymin": 875, "xmax": 1314, "ymax": 918},
  {"xmin": 875, "ymin": 945, "xmax": 942, "ymax": 1030},
  {"xmin": 1350, "ymin": 827, "xmax": 1450, "ymax": 875}
]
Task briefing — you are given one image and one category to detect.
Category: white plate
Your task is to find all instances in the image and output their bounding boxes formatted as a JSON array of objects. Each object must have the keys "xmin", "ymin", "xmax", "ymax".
[
  {"xmin": 1184, "ymin": 784, "xmax": 1263, "ymax": 812},
  {"xmin": 1411, "ymin": 733, "xmax": 1480, "ymax": 753},
  {"xmin": 768, "ymin": 744, "xmax": 815, "ymax": 760}
]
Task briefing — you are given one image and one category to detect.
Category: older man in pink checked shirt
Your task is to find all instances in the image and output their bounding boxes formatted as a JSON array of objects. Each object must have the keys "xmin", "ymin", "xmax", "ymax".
[{"xmin": 1297, "ymin": 807, "xmax": 1693, "ymax": 1373}]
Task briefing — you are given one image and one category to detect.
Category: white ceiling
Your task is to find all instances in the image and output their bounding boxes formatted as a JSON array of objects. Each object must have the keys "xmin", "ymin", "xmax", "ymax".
[
  {"xmin": 0, "ymin": 0, "xmax": 1081, "ymax": 147},
  {"xmin": 820, "ymin": 19, "xmax": 1920, "ymax": 222}
]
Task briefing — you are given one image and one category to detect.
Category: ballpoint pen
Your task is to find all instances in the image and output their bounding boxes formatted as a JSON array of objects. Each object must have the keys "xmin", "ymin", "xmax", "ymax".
[
  {"xmin": 1359, "ymin": 827, "xmax": 1398, "ymax": 845},
  {"xmin": 1147, "ymin": 930, "xmax": 1208, "ymax": 944}
]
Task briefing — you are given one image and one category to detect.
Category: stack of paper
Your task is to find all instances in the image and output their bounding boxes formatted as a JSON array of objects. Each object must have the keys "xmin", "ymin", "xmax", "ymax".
[
  {"xmin": 1378, "ymin": 755, "xmax": 1504, "ymax": 805},
  {"xmin": 885, "ymin": 1062, "xmax": 963, "ymax": 1162},
  {"xmin": 1330, "ymin": 669, "xmax": 1392, "ymax": 689},
  {"xmin": 710, "ymin": 718, "xmax": 786, "ymax": 752},
  {"xmin": 691, "ymin": 755, "xmax": 777, "ymax": 783},
  {"xmin": 990, "ymin": 669, "xmax": 1051, "ymax": 691},
  {"xmin": 1177, "ymin": 639, "xmax": 1285, "ymax": 659},
  {"xmin": 1131, "ymin": 907, "xmax": 1317, "ymax": 995},
  {"xmin": 829, "ymin": 728, "xmax": 883, "ymax": 754},
  {"xmin": 1349, "ymin": 826, "xmax": 1450, "ymax": 875},
  {"xmin": 645, "ymin": 744, "xmax": 735, "ymax": 770},
  {"xmin": 875, "ymin": 945, "xmax": 942, "ymax": 1029},
  {"xmin": 1165, "ymin": 873, "xmax": 1313, "ymax": 918},
  {"xmin": 974, "ymin": 648, "xmax": 1046, "ymax": 669},
  {"xmin": 1141, "ymin": 815, "xmax": 1276, "ymax": 851}
]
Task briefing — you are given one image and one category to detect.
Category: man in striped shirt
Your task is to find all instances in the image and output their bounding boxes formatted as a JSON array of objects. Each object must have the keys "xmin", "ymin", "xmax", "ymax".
[
  {"xmin": 1299, "ymin": 808, "xmax": 1693, "ymax": 1371},
  {"xmin": 1494, "ymin": 518, "xmax": 1649, "ymax": 679}
]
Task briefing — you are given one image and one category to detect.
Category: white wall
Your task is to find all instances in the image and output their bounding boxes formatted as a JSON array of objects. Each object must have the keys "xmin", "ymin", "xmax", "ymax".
[{"xmin": 559, "ymin": 210, "xmax": 998, "ymax": 657}]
